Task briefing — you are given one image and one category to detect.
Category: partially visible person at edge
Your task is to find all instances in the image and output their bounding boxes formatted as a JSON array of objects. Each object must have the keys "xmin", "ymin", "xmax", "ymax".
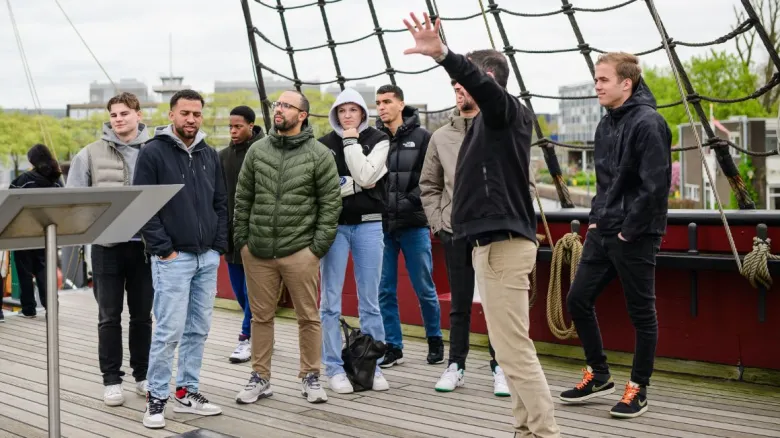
[
  {"xmin": 133, "ymin": 89, "xmax": 227, "ymax": 429},
  {"xmin": 9, "ymin": 143, "xmax": 63, "ymax": 319},
  {"xmin": 419, "ymin": 81, "xmax": 510, "ymax": 398},
  {"xmin": 218, "ymin": 105, "xmax": 265, "ymax": 365},
  {"xmin": 317, "ymin": 87, "xmax": 391, "ymax": 394},
  {"xmin": 373, "ymin": 84, "xmax": 444, "ymax": 369},
  {"xmin": 558, "ymin": 52, "xmax": 671, "ymax": 419},
  {"xmin": 233, "ymin": 90, "xmax": 340, "ymax": 406},
  {"xmin": 403, "ymin": 12, "xmax": 561, "ymax": 437},
  {"xmin": 66, "ymin": 91, "xmax": 153, "ymax": 407}
]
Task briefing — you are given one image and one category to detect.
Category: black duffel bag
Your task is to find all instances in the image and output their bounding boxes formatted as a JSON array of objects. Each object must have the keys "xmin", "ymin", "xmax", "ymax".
[{"xmin": 340, "ymin": 318, "xmax": 387, "ymax": 392}]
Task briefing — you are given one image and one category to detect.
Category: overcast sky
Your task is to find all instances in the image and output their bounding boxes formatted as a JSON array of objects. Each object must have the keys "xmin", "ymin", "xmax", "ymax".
[{"xmin": 0, "ymin": 0, "xmax": 758, "ymax": 115}]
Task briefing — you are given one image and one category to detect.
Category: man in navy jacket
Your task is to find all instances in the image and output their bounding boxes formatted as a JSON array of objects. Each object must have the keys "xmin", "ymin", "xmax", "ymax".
[{"xmin": 133, "ymin": 89, "xmax": 227, "ymax": 429}]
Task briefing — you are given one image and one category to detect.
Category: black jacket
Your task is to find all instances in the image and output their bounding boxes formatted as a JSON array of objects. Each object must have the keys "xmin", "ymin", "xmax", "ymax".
[
  {"xmin": 219, "ymin": 125, "xmax": 264, "ymax": 264},
  {"xmin": 439, "ymin": 50, "xmax": 537, "ymax": 243},
  {"xmin": 133, "ymin": 132, "xmax": 228, "ymax": 258},
  {"xmin": 377, "ymin": 106, "xmax": 431, "ymax": 233},
  {"xmin": 319, "ymin": 127, "xmax": 389, "ymax": 225},
  {"xmin": 9, "ymin": 169, "xmax": 63, "ymax": 189},
  {"xmin": 589, "ymin": 78, "xmax": 672, "ymax": 242}
]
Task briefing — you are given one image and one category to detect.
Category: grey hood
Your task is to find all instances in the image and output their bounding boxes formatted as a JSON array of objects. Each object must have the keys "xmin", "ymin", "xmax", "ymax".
[
  {"xmin": 101, "ymin": 122, "xmax": 150, "ymax": 147},
  {"xmin": 328, "ymin": 87, "xmax": 370, "ymax": 137},
  {"xmin": 154, "ymin": 124, "xmax": 207, "ymax": 153}
]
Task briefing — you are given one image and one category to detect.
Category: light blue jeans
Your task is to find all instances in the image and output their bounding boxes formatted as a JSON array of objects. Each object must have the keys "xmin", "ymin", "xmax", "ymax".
[
  {"xmin": 320, "ymin": 222, "xmax": 385, "ymax": 377},
  {"xmin": 379, "ymin": 227, "xmax": 442, "ymax": 350},
  {"xmin": 146, "ymin": 250, "xmax": 220, "ymax": 399}
]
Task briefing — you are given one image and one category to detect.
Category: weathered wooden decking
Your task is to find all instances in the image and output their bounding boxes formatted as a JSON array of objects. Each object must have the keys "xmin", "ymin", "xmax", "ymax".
[{"xmin": 0, "ymin": 289, "xmax": 778, "ymax": 437}]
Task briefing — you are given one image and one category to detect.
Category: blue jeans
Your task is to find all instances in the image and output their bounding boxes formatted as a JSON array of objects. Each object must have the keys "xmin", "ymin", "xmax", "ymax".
[
  {"xmin": 147, "ymin": 250, "xmax": 220, "ymax": 399},
  {"xmin": 379, "ymin": 227, "xmax": 442, "ymax": 350},
  {"xmin": 320, "ymin": 222, "xmax": 385, "ymax": 377},
  {"xmin": 227, "ymin": 262, "xmax": 251, "ymax": 339}
]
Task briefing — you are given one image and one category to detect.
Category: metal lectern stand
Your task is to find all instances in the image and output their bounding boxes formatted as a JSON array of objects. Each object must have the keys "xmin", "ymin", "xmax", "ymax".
[{"xmin": 0, "ymin": 184, "xmax": 182, "ymax": 437}]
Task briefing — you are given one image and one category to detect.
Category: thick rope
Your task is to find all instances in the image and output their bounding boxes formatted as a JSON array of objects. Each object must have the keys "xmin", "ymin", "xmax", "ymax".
[
  {"xmin": 742, "ymin": 237, "xmax": 780, "ymax": 289},
  {"xmin": 546, "ymin": 232, "xmax": 580, "ymax": 340}
]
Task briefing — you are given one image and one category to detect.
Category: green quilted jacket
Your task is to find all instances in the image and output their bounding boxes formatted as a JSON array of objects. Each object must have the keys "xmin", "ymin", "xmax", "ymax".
[{"xmin": 233, "ymin": 125, "xmax": 341, "ymax": 259}]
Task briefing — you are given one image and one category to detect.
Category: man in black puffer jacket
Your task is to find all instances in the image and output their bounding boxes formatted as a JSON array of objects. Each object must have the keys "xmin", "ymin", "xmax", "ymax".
[{"xmin": 374, "ymin": 85, "xmax": 443, "ymax": 369}]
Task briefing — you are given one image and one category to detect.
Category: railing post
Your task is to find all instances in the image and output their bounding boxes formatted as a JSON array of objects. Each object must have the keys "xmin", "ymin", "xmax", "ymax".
[
  {"xmin": 757, "ymin": 223, "xmax": 767, "ymax": 323},
  {"xmin": 571, "ymin": 219, "xmax": 580, "ymax": 235},
  {"xmin": 688, "ymin": 223, "xmax": 699, "ymax": 317}
]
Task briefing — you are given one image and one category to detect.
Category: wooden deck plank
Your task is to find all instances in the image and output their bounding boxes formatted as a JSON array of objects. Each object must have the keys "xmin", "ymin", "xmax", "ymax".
[{"xmin": 1, "ymin": 289, "xmax": 778, "ymax": 437}]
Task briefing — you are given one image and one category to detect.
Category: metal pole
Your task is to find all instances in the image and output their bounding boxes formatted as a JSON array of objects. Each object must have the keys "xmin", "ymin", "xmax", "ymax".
[{"xmin": 45, "ymin": 223, "xmax": 60, "ymax": 437}]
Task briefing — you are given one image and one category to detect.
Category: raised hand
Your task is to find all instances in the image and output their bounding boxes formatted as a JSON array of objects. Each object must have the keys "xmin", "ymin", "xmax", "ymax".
[{"xmin": 403, "ymin": 12, "xmax": 444, "ymax": 59}]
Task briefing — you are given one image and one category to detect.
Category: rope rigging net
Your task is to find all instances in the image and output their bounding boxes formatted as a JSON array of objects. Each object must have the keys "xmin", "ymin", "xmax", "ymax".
[{"xmin": 240, "ymin": 0, "xmax": 780, "ymax": 335}]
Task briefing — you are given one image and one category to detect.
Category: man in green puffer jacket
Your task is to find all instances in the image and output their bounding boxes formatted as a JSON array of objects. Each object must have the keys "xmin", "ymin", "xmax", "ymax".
[{"xmin": 233, "ymin": 90, "xmax": 341, "ymax": 405}]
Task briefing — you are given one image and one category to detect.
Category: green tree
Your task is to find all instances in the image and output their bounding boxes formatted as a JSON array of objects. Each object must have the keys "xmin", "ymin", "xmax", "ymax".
[{"xmin": 644, "ymin": 49, "xmax": 769, "ymax": 145}]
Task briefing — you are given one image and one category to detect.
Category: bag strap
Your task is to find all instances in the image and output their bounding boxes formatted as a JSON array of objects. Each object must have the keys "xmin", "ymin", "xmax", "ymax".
[{"xmin": 339, "ymin": 318, "xmax": 352, "ymax": 349}]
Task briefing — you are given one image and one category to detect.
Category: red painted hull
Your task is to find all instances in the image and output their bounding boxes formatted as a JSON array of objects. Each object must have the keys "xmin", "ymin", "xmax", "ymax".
[{"xmin": 216, "ymin": 216, "xmax": 780, "ymax": 371}]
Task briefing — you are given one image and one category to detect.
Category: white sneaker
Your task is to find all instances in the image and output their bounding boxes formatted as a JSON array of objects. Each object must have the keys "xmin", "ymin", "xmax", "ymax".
[
  {"xmin": 229, "ymin": 339, "xmax": 251, "ymax": 363},
  {"xmin": 135, "ymin": 380, "xmax": 148, "ymax": 396},
  {"xmin": 435, "ymin": 363, "xmax": 465, "ymax": 392},
  {"xmin": 328, "ymin": 373, "xmax": 354, "ymax": 394},
  {"xmin": 373, "ymin": 371, "xmax": 389, "ymax": 391},
  {"xmin": 103, "ymin": 384, "xmax": 124, "ymax": 406},
  {"xmin": 493, "ymin": 366, "xmax": 510, "ymax": 397},
  {"xmin": 301, "ymin": 373, "xmax": 328, "ymax": 403},
  {"xmin": 143, "ymin": 396, "xmax": 166, "ymax": 429},
  {"xmin": 236, "ymin": 372, "xmax": 273, "ymax": 404},
  {"xmin": 173, "ymin": 389, "xmax": 222, "ymax": 416}
]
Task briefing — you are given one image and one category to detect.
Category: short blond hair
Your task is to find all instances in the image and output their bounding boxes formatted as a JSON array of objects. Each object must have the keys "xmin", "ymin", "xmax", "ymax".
[{"xmin": 596, "ymin": 52, "xmax": 641, "ymax": 87}]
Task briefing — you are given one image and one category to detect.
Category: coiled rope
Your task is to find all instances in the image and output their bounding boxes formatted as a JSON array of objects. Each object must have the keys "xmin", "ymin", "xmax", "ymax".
[
  {"xmin": 741, "ymin": 237, "xmax": 780, "ymax": 289},
  {"xmin": 546, "ymin": 232, "xmax": 581, "ymax": 340}
]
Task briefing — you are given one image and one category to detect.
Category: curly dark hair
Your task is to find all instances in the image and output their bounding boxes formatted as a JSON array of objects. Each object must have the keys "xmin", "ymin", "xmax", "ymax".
[{"xmin": 27, "ymin": 143, "xmax": 62, "ymax": 180}]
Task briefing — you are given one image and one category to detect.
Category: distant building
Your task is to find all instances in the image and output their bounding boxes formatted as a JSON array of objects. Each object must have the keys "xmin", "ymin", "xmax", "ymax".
[
  {"xmin": 214, "ymin": 77, "xmax": 319, "ymax": 99},
  {"xmin": 89, "ymin": 78, "xmax": 150, "ymax": 103},
  {"xmin": 153, "ymin": 75, "xmax": 191, "ymax": 103},
  {"xmin": 3, "ymin": 108, "xmax": 67, "ymax": 118},
  {"xmin": 557, "ymin": 81, "xmax": 602, "ymax": 171},
  {"xmin": 678, "ymin": 116, "xmax": 779, "ymax": 210}
]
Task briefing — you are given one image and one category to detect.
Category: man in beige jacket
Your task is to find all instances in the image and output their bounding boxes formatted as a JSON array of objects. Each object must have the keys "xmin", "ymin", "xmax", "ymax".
[{"xmin": 419, "ymin": 80, "xmax": 509, "ymax": 397}]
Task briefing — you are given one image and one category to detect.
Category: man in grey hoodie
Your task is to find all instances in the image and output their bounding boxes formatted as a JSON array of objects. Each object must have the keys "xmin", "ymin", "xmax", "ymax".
[{"xmin": 66, "ymin": 92, "xmax": 153, "ymax": 407}]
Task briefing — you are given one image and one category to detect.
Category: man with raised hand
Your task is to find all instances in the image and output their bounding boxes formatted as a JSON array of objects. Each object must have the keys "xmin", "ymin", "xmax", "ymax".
[{"xmin": 403, "ymin": 12, "xmax": 560, "ymax": 437}]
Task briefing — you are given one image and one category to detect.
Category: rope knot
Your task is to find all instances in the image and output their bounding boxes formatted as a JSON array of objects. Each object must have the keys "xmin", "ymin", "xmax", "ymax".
[
  {"xmin": 293, "ymin": 79, "xmax": 303, "ymax": 89},
  {"xmin": 741, "ymin": 236, "xmax": 779, "ymax": 289},
  {"xmin": 374, "ymin": 27, "xmax": 383, "ymax": 36},
  {"xmin": 519, "ymin": 90, "xmax": 532, "ymax": 99},
  {"xmin": 577, "ymin": 43, "xmax": 591, "ymax": 55},
  {"xmin": 503, "ymin": 46, "xmax": 516, "ymax": 56},
  {"xmin": 561, "ymin": 3, "xmax": 574, "ymax": 14},
  {"xmin": 385, "ymin": 67, "xmax": 396, "ymax": 75},
  {"xmin": 285, "ymin": 46, "xmax": 294, "ymax": 54},
  {"xmin": 686, "ymin": 92, "xmax": 701, "ymax": 104}
]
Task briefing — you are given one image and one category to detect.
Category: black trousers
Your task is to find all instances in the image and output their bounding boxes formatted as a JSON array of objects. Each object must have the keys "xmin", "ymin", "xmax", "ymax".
[
  {"xmin": 92, "ymin": 242, "xmax": 153, "ymax": 386},
  {"xmin": 566, "ymin": 228, "xmax": 662, "ymax": 386},
  {"xmin": 439, "ymin": 231, "xmax": 498, "ymax": 371},
  {"xmin": 14, "ymin": 249, "xmax": 47, "ymax": 316}
]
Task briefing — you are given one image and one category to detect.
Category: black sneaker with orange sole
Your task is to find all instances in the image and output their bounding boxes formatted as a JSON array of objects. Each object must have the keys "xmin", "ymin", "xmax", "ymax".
[
  {"xmin": 559, "ymin": 367, "xmax": 615, "ymax": 403},
  {"xmin": 610, "ymin": 382, "xmax": 648, "ymax": 418}
]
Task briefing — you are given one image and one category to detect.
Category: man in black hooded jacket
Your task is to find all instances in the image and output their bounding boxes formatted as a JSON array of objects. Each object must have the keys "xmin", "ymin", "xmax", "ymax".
[
  {"xmin": 558, "ymin": 52, "xmax": 672, "ymax": 420},
  {"xmin": 374, "ymin": 84, "xmax": 443, "ymax": 369}
]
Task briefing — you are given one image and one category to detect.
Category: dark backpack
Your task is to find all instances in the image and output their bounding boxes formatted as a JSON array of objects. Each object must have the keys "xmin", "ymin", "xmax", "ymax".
[{"xmin": 340, "ymin": 318, "xmax": 387, "ymax": 392}]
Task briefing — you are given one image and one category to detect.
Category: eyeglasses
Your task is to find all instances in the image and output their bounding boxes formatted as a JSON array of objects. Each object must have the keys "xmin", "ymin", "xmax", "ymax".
[{"xmin": 271, "ymin": 101, "xmax": 304, "ymax": 112}]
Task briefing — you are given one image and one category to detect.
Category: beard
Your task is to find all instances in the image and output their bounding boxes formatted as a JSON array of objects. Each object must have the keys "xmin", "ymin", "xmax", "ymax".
[
  {"xmin": 274, "ymin": 115, "xmax": 296, "ymax": 132},
  {"xmin": 174, "ymin": 124, "xmax": 197, "ymax": 139},
  {"xmin": 460, "ymin": 99, "xmax": 476, "ymax": 112}
]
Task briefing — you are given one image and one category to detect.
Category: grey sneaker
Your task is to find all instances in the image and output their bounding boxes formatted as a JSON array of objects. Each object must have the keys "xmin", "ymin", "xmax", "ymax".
[
  {"xmin": 235, "ymin": 371, "xmax": 273, "ymax": 404},
  {"xmin": 301, "ymin": 372, "xmax": 327, "ymax": 403}
]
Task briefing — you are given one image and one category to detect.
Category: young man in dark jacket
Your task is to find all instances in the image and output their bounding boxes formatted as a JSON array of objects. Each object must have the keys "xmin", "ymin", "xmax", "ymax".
[
  {"xmin": 218, "ymin": 105, "xmax": 264, "ymax": 364},
  {"xmin": 374, "ymin": 84, "xmax": 443, "ymax": 368},
  {"xmin": 403, "ymin": 13, "xmax": 560, "ymax": 437},
  {"xmin": 559, "ymin": 52, "xmax": 672, "ymax": 419},
  {"xmin": 133, "ymin": 89, "xmax": 227, "ymax": 429}
]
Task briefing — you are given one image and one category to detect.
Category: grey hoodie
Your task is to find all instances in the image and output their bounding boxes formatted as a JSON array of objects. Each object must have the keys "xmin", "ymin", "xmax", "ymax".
[
  {"xmin": 153, "ymin": 124, "xmax": 207, "ymax": 155},
  {"xmin": 328, "ymin": 87, "xmax": 371, "ymax": 137},
  {"xmin": 66, "ymin": 122, "xmax": 150, "ymax": 188}
]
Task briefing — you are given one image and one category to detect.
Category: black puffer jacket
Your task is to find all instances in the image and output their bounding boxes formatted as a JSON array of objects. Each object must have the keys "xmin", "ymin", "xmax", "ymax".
[
  {"xmin": 377, "ymin": 106, "xmax": 431, "ymax": 233},
  {"xmin": 588, "ymin": 77, "xmax": 673, "ymax": 242}
]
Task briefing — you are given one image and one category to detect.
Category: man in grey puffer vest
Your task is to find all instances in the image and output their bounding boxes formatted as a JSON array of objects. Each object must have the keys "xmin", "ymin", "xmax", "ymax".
[{"xmin": 66, "ymin": 92, "xmax": 153, "ymax": 408}]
